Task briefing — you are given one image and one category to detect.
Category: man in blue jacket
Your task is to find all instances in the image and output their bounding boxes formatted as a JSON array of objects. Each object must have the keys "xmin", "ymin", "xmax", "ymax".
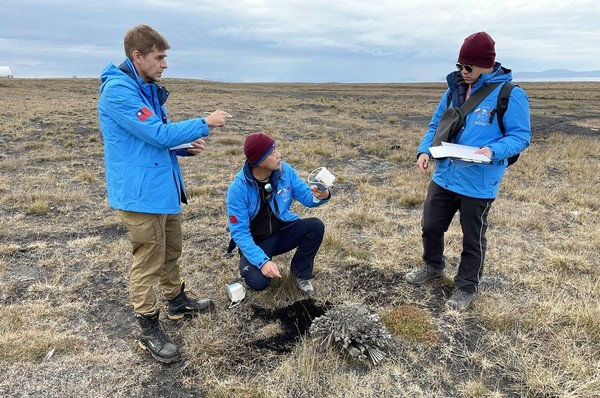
[
  {"xmin": 227, "ymin": 132, "xmax": 331, "ymax": 296},
  {"xmin": 98, "ymin": 24, "xmax": 230, "ymax": 363},
  {"xmin": 406, "ymin": 32, "xmax": 531, "ymax": 311}
]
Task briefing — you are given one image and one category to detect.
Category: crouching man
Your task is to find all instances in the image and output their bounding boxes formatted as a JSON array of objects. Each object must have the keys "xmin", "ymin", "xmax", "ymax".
[{"xmin": 227, "ymin": 132, "xmax": 331, "ymax": 296}]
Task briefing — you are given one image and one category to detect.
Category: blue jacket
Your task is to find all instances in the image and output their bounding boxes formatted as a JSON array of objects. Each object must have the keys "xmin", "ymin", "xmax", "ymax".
[
  {"xmin": 417, "ymin": 64, "xmax": 531, "ymax": 199},
  {"xmin": 227, "ymin": 161, "xmax": 329, "ymax": 268},
  {"xmin": 98, "ymin": 59, "xmax": 209, "ymax": 214}
]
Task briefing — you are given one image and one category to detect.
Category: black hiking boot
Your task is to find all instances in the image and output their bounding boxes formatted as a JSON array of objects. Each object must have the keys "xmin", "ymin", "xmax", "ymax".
[
  {"xmin": 167, "ymin": 281, "xmax": 215, "ymax": 321},
  {"xmin": 135, "ymin": 309, "xmax": 180, "ymax": 364}
]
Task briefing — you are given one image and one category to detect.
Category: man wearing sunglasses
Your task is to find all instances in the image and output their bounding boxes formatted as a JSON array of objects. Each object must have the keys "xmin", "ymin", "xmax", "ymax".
[
  {"xmin": 226, "ymin": 132, "xmax": 331, "ymax": 296},
  {"xmin": 406, "ymin": 32, "xmax": 531, "ymax": 311}
]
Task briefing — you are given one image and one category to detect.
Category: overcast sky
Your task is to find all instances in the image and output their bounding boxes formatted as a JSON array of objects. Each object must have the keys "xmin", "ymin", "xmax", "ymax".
[{"xmin": 1, "ymin": 0, "xmax": 599, "ymax": 82}]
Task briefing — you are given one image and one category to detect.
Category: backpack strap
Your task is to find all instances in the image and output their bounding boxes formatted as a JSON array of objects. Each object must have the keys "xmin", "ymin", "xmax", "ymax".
[
  {"xmin": 457, "ymin": 82, "xmax": 501, "ymax": 116},
  {"xmin": 496, "ymin": 82, "xmax": 522, "ymax": 166},
  {"xmin": 496, "ymin": 82, "xmax": 516, "ymax": 134}
]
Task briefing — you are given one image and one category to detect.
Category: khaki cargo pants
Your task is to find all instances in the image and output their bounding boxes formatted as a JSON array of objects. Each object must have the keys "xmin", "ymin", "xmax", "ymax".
[{"xmin": 119, "ymin": 211, "xmax": 183, "ymax": 314}]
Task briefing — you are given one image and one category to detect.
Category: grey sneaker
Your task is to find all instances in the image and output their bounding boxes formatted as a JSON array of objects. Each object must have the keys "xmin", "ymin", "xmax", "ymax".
[
  {"xmin": 446, "ymin": 288, "xmax": 476, "ymax": 311},
  {"xmin": 405, "ymin": 264, "xmax": 443, "ymax": 285},
  {"xmin": 296, "ymin": 278, "xmax": 315, "ymax": 297}
]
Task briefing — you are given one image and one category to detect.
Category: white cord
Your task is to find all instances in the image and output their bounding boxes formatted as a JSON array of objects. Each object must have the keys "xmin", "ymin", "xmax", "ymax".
[
  {"xmin": 307, "ymin": 167, "xmax": 334, "ymax": 189},
  {"xmin": 228, "ymin": 299, "xmax": 243, "ymax": 309}
]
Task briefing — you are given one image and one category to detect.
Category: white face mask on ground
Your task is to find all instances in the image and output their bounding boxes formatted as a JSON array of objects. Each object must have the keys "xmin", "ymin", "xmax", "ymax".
[{"xmin": 227, "ymin": 282, "xmax": 246, "ymax": 308}]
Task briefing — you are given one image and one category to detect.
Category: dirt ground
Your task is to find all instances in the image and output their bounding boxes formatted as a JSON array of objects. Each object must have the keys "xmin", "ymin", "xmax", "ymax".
[{"xmin": 1, "ymin": 79, "xmax": 599, "ymax": 397}]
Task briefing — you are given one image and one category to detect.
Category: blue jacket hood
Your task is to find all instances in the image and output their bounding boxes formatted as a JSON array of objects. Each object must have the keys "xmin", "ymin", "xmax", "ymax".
[{"xmin": 446, "ymin": 64, "xmax": 512, "ymax": 107}]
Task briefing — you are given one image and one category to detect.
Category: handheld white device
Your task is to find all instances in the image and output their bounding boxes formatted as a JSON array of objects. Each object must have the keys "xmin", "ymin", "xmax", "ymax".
[{"xmin": 307, "ymin": 167, "xmax": 336, "ymax": 190}]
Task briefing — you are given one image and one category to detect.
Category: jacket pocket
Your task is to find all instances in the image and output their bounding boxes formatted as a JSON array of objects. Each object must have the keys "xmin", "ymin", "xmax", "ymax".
[{"xmin": 133, "ymin": 166, "xmax": 148, "ymax": 199}]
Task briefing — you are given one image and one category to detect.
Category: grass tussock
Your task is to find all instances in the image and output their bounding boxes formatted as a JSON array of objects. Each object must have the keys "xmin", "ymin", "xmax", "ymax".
[
  {"xmin": 382, "ymin": 305, "xmax": 440, "ymax": 345},
  {"xmin": 0, "ymin": 79, "xmax": 599, "ymax": 397}
]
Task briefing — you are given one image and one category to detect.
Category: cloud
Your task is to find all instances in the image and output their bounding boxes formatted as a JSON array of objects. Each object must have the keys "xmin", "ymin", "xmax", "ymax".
[{"xmin": 1, "ymin": 0, "xmax": 599, "ymax": 81}]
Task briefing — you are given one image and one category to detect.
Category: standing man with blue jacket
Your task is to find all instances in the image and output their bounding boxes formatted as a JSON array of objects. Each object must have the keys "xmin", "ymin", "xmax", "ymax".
[
  {"xmin": 405, "ymin": 32, "xmax": 531, "ymax": 311},
  {"xmin": 98, "ymin": 24, "xmax": 230, "ymax": 363},
  {"xmin": 227, "ymin": 132, "xmax": 331, "ymax": 296}
]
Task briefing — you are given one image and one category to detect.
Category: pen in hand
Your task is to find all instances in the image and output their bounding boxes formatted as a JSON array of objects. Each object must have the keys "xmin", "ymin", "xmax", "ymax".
[{"xmin": 203, "ymin": 111, "xmax": 233, "ymax": 118}]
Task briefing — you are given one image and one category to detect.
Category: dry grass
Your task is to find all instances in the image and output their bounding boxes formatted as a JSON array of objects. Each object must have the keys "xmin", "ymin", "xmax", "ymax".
[{"xmin": 0, "ymin": 78, "xmax": 599, "ymax": 397}]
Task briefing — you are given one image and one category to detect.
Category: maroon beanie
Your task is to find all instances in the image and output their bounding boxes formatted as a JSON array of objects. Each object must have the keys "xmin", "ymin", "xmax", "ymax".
[
  {"xmin": 244, "ymin": 131, "xmax": 276, "ymax": 166},
  {"xmin": 458, "ymin": 32, "xmax": 496, "ymax": 68}
]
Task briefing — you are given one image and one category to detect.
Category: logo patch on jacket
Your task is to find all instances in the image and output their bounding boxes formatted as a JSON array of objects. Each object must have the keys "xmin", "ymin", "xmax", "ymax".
[
  {"xmin": 229, "ymin": 215, "xmax": 238, "ymax": 224},
  {"xmin": 474, "ymin": 106, "xmax": 493, "ymax": 126},
  {"xmin": 136, "ymin": 107, "xmax": 152, "ymax": 122}
]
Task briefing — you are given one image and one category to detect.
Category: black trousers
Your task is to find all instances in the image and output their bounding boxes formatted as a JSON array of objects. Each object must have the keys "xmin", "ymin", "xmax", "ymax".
[{"xmin": 421, "ymin": 182, "xmax": 494, "ymax": 293}]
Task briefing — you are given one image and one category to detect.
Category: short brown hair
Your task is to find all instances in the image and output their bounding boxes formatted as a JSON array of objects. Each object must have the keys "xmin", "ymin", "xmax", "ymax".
[{"xmin": 124, "ymin": 24, "xmax": 170, "ymax": 59}]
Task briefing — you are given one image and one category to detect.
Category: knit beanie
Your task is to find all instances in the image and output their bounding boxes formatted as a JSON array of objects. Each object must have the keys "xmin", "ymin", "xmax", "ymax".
[
  {"xmin": 458, "ymin": 32, "xmax": 496, "ymax": 68},
  {"xmin": 244, "ymin": 131, "xmax": 276, "ymax": 166}
]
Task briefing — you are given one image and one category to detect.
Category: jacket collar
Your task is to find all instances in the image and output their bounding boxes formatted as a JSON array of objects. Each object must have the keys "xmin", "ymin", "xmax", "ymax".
[
  {"xmin": 119, "ymin": 58, "xmax": 143, "ymax": 85},
  {"xmin": 446, "ymin": 63, "xmax": 511, "ymax": 107},
  {"xmin": 242, "ymin": 161, "xmax": 282, "ymax": 186},
  {"xmin": 118, "ymin": 59, "xmax": 170, "ymax": 106}
]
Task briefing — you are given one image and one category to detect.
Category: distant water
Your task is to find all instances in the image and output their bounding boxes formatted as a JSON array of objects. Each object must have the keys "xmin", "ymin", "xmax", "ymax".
[{"xmin": 514, "ymin": 77, "xmax": 600, "ymax": 82}]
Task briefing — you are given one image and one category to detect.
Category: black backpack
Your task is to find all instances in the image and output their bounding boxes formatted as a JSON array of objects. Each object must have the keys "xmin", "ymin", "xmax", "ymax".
[
  {"xmin": 447, "ymin": 82, "xmax": 520, "ymax": 166},
  {"xmin": 496, "ymin": 83, "xmax": 520, "ymax": 166}
]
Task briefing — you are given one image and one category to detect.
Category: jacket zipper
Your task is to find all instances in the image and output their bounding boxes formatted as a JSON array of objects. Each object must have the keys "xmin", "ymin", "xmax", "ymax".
[{"xmin": 267, "ymin": 202, "xmax": 273, "ymax": 236}]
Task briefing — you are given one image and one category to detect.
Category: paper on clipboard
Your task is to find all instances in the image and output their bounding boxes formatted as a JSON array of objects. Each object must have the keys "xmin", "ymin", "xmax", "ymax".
[
  {"xmin": 429, "ymin": 142, "xmax": 491, "ymax": 164},
  {"xmin": 169, "ymin": 143, "xmax": 194, "ymax": 150}
]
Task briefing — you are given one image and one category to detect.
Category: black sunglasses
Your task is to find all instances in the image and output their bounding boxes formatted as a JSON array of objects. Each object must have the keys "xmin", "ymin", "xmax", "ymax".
[{"xmin": 456, "ymin": 63, "xmax": 475, "ymax": 73}]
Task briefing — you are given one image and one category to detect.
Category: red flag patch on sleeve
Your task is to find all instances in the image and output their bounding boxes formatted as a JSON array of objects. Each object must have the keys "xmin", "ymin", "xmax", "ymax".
[
  {"xmin": 136, "ymin": 107, "xmax": 153, "ymax": 122},
  {"xmin": 229, "ymin": 215, "xmax": 238, "ymax": 224}
]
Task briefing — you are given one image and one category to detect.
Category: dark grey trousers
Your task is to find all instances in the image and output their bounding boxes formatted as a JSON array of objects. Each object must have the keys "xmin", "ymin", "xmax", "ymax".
[{"xmin": 421, "ymin": 182, "xmax": 494, "ymax": 293}]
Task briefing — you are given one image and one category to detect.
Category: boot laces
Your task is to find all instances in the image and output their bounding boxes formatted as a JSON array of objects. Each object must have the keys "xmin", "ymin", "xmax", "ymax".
[
  {"xmin": 415, "ymin": 265, "xmax": 432, "ymax": 278},
  {"xmin": 148, "ymin": 320, "xmax": 168, "ymax": 345},
  {"xmin": 179, "ymin": 290, "xmax": 198, "ymax": 306}
]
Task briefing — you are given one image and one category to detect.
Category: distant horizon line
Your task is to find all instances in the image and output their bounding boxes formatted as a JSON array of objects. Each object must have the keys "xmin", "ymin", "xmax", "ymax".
[{"xmin": 4, "ymin": 76, "xmax": 600, "ymax": 84}]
